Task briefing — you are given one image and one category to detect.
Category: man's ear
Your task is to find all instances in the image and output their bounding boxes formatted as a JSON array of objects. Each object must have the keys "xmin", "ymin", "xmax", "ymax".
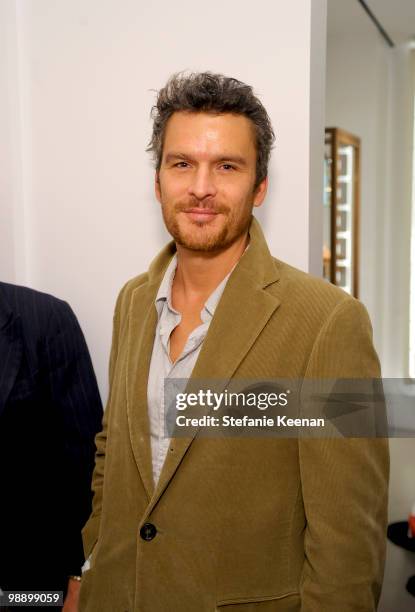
[
  {"xmin": 253, "ymin": 176, "xmax": 268, "ymax": 208},
  {"xmin": 155, "ymin": 171, "xmax": 162, "ymax": 203}
]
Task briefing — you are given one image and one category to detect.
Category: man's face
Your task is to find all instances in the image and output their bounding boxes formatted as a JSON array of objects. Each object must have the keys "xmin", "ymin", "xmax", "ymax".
[{"xmin": 155, "ymin": 111, "xmax": 267, "ymax": 252}]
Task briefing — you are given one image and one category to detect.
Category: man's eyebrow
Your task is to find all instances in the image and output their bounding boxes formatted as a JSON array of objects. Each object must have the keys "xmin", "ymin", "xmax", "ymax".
[
  {"xmin": 164, "ymin": 152, "xmax": 189, "ymax": 163},
  {"xmin": 164, "ymin": 152, "xmax": 248, "ymax": 165},
  {"xmin": 216, "ymin": 155, "xmax": 247, "ymax": 166}
]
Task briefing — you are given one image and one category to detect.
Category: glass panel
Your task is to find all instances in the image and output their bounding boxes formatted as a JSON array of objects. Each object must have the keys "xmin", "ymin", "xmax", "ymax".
[
  {"xmin": 334, "ymin": 144, "xmax": 355, "ymax": 294},
  {"xmin": 323, "ymin": 129, "xmax": 359, "ymax": 297},
  {"xmin": 323, "ymin": 140, "xmax": 332, "ymax": 282}
]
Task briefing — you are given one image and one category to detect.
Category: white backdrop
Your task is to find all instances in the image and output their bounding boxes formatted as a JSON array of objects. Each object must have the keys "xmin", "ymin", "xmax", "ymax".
[{"xmin": 1, "ymin": 0, "xmax": 327, "ymax": 397}]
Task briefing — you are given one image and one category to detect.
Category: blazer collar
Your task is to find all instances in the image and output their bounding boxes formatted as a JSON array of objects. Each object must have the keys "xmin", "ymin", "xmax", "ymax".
[{"xmin": 126, "ymin": 216, "xmax": 282, "ymax": 507}]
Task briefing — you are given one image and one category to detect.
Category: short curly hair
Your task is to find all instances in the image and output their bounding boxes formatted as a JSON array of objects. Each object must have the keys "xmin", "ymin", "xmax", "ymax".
[{"xmin": 147, "ymin": 71, "xmax": 275, "ymax": 189}]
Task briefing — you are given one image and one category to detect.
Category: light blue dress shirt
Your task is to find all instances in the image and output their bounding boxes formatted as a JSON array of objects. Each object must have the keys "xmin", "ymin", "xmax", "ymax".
[{"xmin": 147, "ymin": 253, "xmax": 233, "ymax": 486}]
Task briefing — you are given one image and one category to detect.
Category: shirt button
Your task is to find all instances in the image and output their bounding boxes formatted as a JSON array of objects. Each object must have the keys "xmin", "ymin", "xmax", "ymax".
[{"xmin": 140, "ymin": 522, "xmax": 157, "ymax": 541}]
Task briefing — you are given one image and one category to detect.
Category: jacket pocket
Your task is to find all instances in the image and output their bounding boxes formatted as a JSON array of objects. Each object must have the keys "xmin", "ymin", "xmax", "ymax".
[
  {"xmin": 216, "ymin": 591, "xmax": 300, "ymax": 612},
  {"xmin": 81, "ymin": 539, "xmax": 99, "ymax": 576}
]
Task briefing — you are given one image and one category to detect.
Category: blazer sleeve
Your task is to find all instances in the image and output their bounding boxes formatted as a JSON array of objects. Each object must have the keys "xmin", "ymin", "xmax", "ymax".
[
  {"xmin": 81, "ymin": 287, "xmax": 123, "ymax": 560},
  {"xmin": 45, "ymin": 299, "xmax": 103, "ymax": 576},
  {"xmin": 298, "ymin": 298, "xmax": 389, "ymax": 612}
]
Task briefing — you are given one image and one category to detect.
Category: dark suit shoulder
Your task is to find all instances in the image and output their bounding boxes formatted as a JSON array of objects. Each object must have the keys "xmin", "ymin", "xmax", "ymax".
[{"xmin": 0, "ymin": 281, "xmax": 74, "ymax": 336}]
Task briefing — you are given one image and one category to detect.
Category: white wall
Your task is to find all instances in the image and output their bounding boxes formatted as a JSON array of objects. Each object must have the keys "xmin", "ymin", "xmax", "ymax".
[
  {"xmin": 382, "ymin": 45, "xmax": 414, "ymax": 378},
  {"xmin": 1, "ymin": 0, "xmax": 327, "ymax": 397},
  {"xmin": 0, "ymin": 1, "xmax": 15, "ymax": 281},
  {"xmin": 0, "ymin": 0, "xmax": 26, "ymax": 282}
]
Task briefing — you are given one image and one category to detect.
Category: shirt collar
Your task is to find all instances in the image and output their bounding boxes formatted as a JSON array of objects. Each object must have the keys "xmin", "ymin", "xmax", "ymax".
[
  {"xmin": 154, "ymin": 244, "xmax": 249, "ymax": 320},
  {"xmin": 155, "ymin": 254, "xmax": 177, "ymax": 317}
]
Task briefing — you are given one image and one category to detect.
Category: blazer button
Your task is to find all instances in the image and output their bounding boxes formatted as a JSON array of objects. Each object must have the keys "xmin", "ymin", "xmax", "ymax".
[{"xmin": 140, "ymin": 522, "xmax": 157, "ymax": 541}]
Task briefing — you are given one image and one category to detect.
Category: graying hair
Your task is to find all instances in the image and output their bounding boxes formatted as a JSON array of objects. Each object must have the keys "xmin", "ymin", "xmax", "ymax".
[{"xmin": 147, "ymin": 71, "xmax": 275, "ymax": 189}]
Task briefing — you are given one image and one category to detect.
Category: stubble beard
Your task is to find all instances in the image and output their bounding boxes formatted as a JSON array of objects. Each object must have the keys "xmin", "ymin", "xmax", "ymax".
[{"xmin": 161, "ymin": 200, "xmax": 254, "ymax": 253}]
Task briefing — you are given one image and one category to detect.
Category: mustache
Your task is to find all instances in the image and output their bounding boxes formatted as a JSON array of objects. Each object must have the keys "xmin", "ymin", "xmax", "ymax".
[{"xmin": 174, "ymin": 201, "xmax": 230, "ymax": 214}]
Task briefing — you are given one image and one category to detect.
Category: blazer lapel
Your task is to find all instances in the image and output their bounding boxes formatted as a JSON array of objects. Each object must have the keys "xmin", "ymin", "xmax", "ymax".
[
  {"xmin": 0, "ymin": 288, "xmax": 23, "ymax": 419},
  {"xmin": 125, "ymin": 243, "xmax": 176, "ymax": 500},
  {"xmin": 146, "ymin": 216, "xmax": 282, "ymax": 513}
]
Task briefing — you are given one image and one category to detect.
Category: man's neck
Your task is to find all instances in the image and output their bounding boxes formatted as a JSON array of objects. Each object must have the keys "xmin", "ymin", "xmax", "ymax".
[{"xmin": 173, "ymin": 232, "xmax": 249, "ymax": 305}]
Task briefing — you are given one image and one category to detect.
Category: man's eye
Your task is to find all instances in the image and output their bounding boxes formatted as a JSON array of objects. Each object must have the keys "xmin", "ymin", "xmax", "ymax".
[
  {"xmin": 174, "ymin": 162, "xmax": 189, "ymax": 168},
  {"xmin": 221, "ymin": 164, "xmax": 235, "ymax": 171}
]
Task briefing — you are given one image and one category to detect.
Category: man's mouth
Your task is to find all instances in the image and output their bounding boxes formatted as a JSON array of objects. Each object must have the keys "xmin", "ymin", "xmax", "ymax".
[{"xmin": 182, "ymin": 208, "xmax": 219, "ymax": 223}]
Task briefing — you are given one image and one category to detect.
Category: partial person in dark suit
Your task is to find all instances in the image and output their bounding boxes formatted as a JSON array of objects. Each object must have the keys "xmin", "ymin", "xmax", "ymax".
[{"xmin": 0, "ymin": 282, "xmax": 103, "ymax": 610}]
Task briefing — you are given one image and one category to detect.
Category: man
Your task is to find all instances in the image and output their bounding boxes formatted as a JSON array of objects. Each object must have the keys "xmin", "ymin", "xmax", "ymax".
[
  {"xmin": 0, "ymin": 282, "xmax": 103, "ymax": 610},
  {"xmin": 79, "ymin": 72, "xmax": 389, "ymax": 612}
]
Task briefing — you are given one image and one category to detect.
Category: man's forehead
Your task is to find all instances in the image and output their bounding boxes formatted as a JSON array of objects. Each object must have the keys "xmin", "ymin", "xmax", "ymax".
[{"xmin": 163, "ymin": 111, "xmax": 256, "ymax": 154}]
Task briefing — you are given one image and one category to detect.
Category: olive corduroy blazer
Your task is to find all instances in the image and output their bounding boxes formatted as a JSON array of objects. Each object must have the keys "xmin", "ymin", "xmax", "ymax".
[{"xmin": 79, "ymin": 216, "xmax": 389, "ymax": 612}]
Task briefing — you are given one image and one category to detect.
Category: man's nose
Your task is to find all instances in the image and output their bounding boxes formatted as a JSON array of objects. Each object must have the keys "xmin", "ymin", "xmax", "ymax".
[{"xmin": 188, "ymin": 167, "xmax": 217, "ymax": 201}]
